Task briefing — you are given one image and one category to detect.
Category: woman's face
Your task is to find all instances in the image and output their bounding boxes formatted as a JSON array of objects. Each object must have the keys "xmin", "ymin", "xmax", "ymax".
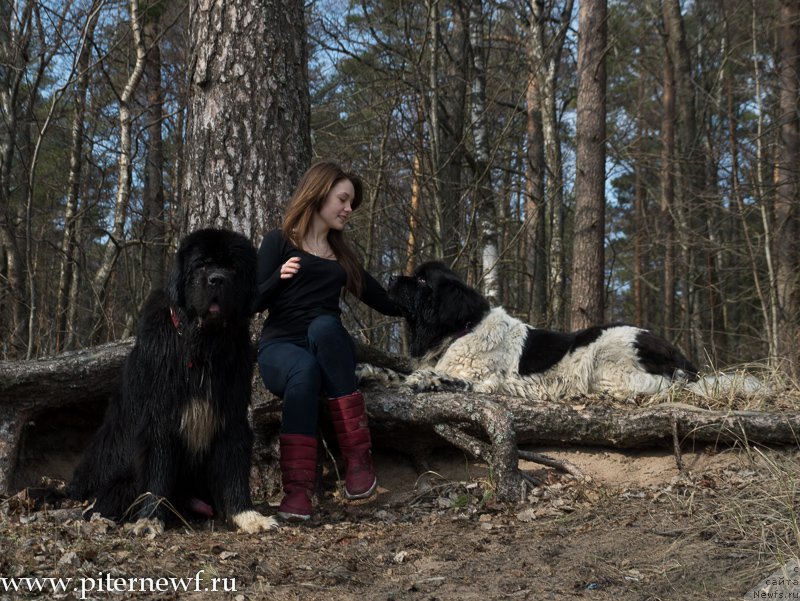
[{"xmin": 317, "ymin": 178, "xmax": 355, "ymax": 231}]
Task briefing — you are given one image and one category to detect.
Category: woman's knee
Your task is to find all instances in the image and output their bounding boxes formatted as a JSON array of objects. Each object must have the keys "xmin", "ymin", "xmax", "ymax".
[
  {"xmin": 258, "ymin": 346, "xmax": 321, "ymax": 398},
  {"xmin": 308, "ymin": 315, "xmax": 353, "ymax": 350}
]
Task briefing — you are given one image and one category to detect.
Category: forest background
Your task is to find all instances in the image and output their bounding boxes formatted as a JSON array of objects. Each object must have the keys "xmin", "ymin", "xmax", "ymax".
[{"xmin": 1, "ymin": 0, "xmax": 799, "ymax": 377}]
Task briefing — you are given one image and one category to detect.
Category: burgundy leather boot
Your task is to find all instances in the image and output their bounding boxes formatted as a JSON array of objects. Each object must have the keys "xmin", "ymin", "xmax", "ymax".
[
  {"xmin": 326, "ymin": 391, "xmax": 377, "ymax": 499},
  {"xmin": 277, "ymin": 434, "xmax": 317, "ymax": 521}
]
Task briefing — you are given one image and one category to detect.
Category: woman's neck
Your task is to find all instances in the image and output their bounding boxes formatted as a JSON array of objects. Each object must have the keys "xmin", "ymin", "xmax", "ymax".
[{"xmin": 305, "ymin": 216, "xmax": 330, "ymax": 247}]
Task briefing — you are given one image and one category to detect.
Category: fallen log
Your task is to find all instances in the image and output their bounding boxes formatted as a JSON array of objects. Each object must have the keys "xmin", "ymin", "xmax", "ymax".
[{"xmin": 2, "ymin": 341, "xmax": 799, "ymax": 502}]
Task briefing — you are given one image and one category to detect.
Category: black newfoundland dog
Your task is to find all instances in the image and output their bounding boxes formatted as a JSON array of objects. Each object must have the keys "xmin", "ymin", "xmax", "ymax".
[
  {"xmin": 358, "ymin": 261, "xmax": 762, "ymax": 399},
  {"xmin": 68, "ymin": 228, "xmax": 277, "ymax": 535}
]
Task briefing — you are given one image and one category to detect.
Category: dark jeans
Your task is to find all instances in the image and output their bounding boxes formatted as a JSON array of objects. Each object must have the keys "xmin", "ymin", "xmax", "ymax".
[{"xmin": 257, "ymin": 314, "xmax": 357, "ymax": 436}]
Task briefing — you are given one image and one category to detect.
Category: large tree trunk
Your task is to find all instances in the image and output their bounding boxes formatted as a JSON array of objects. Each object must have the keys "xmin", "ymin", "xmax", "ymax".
[
  {"xmin": 774, "ymin": 0, "xmax": 800, "ymax": 374},
  {"xmin": 183, "ymin": 0, "xmax": 311, "ymax": 238},
  {"xmin": 569, "ymin": 0, "xmax": 607, "ymax": 330}
]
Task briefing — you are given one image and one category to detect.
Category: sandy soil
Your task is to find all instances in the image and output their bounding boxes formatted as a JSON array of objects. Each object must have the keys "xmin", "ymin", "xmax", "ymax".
[{"xmin": 2, "ymin": 443, "xmax": 795, "ymax": 601}]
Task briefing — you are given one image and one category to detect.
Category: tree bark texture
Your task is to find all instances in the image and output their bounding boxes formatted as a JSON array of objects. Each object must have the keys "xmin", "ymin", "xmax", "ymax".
[
  {"xmin": 570, "ymin": 0, "xmax": 607, "ymax": 330},
  {"xmin": 660, "ymin": 39, "xmax": 676, "ymax": 339},
  {"xmin": 524, "ymin": 69, "xmax": 546, "ymax": 326},
  {"xmin": 140, "ymin": 3, "xmax": 167, "ymax": 298},
  {"xmin": 469, "ymin": 0, "xmax": 499, "ymax": 304},
  {"xmin": 775, "ymin": 0, "xmax": 800, "ymax": 372},
  {"xmin": 183, "ymin": 0, "xmax": 311, "ymax": 239}
]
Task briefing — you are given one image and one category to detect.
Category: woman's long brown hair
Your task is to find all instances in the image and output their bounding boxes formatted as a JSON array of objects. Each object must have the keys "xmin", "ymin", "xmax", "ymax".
[{"xmin": 282, "ymin": 161, "xmax": 364, "ymax": 296}]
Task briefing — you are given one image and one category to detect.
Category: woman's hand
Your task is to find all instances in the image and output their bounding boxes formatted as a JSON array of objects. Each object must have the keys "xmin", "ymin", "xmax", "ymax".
[{"xmin": 280, "ymin": 256, "xmax": 301, "ymax": 279}]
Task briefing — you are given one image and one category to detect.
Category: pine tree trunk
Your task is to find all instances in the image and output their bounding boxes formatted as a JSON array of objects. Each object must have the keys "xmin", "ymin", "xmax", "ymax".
[
  {"xmin": 524, "ymin": 70, "xmax": 546, "ymax": 326},
  {"xmin": 183, "ymin": 0, "xmax": 311, "ymax": 238},
  {"xmin": 775, "ymin": 0, "xmax": 800, "ymax": 373},
  {"xmin": 570, "ymin": 0, "xmax": 607, "ymax": 330},
  {"xmin": 633, "ymin": 77, "xmax": 647, "ymax": 326}
]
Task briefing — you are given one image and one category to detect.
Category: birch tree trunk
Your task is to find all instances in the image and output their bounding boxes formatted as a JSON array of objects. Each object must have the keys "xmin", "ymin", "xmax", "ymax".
[
  {"xmin": 0, "ymin": 1, "xmax": 34, "ymax": 357},
  {"xmin": 91, "ymin": 0, "xmax": 147, "ymax": 339},
  {"xmin": 469, "ymin": 0, "xmax": 499, "ymax": 304},
  {"xmin": 183, "ymin": 0, "xmax": 311, "ymax": 238},
  {"xmin": 569, "ymin": 0, "xmax": 607, "ymax": 330}
]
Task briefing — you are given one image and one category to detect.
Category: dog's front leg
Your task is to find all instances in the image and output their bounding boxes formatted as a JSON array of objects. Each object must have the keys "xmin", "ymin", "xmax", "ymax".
[
  {"xmin": 208, "ymin": 427, "xmax": 278, "ymax": 534},
  {"xmin": 130, "ymin": 430, "xmax": 176, "ymax": 537}
]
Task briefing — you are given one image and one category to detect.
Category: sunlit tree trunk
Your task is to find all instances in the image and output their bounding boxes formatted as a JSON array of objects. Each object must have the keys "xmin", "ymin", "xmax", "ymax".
[
  {"xmin": 183, "ymin": 0, "xmax": 310, "ymax": 238},
  {"xmin": 92, "ymin": 0, "xmax": 147, "ymax": 342}
]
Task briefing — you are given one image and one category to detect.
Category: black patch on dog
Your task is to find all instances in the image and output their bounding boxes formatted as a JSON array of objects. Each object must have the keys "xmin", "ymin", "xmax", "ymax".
[
  {"xmin": 634, "ymin": 329, "xmax": 699, "ymax": 381},
  {"xmin": 389, "ymin": 261, "xmax": 489, "ymax": 358},
  {"xmin": 67, "ymin": 228, "xmax": 259, "ymax": 525},
  {"xmin": 518, "ymin": 325, "xmax": 610, "ymax": 375}
]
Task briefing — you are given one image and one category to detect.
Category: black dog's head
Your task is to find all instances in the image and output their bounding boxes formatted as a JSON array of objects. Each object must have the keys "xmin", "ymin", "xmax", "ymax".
[
  {"xmin": 389, "ymin": 261, "xmax": 490, "ymax": 357},
  {"xmin": 167, "ymin": 228, "xmax": 257, "ymax": 329}
]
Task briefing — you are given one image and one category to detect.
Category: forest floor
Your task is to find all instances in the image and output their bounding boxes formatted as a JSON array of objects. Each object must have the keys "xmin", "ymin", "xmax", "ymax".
[{"xmin": 2, "ymin": 440, "xmax": 799, "ymax": 601}]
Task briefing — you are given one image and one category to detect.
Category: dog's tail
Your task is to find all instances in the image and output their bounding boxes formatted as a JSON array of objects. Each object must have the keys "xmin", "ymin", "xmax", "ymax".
[{"xmin": 687, "ymin": 372, "xmax": 768, "ymax": 398}]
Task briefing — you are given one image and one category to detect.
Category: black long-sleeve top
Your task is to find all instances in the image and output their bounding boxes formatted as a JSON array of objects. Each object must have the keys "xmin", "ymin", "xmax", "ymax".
[{"xmin": 252, "ymin": 229, "xmax": 401, "ymax": 343}]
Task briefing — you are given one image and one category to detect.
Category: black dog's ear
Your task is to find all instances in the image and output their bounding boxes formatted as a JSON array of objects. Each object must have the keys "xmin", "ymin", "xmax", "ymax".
[{"xmin": 435, "ymin": 278, "xmax": 489, "ymax": 327}]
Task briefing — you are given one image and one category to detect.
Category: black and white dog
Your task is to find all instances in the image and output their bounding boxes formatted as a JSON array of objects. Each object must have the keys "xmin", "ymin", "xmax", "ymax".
[
  {"xmin": 359, "ymin": 261, "xmax": 762, "ymax": 399},
  {"xmin": 68, "ymin": 229, "xmax": 277, "ymax": 536}
]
